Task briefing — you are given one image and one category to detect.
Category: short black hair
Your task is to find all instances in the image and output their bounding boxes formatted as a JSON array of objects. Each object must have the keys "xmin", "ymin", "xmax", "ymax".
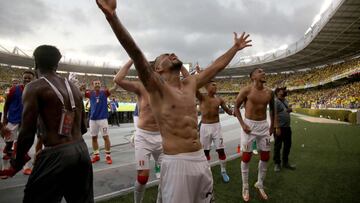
[
  {"xmin": 33, "ymin": 45, "xmax": 62, "ymax": 72},
  {"xmin": 249, "ymin": 67, "xmax": 261, "ymax": 78},
  {"xmin": 275, "ymin": 87, "xmax": 286, "ymax": 96},
  {"xmin": 22, "ymin": 70, "xmax": 35, "ymax": 77}
]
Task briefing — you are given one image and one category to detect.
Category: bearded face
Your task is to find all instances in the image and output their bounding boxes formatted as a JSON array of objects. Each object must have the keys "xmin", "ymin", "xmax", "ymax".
[{"xmin": 154, "ymin": 53, "xmax": 183, "ymax": 73}]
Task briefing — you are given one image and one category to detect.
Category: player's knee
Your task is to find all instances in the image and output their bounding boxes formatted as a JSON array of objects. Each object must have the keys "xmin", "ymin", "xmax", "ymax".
[
  {"xmin": 216, "ymin": 149, "xmax": 226, "ymax": 160},
  {"xmin": 242, "ymin": 152, "xmax": 252, "ymax": 163},
  {"xmin": 137, "ymin": 175, "xmax": 149, "ymax": 185},
  {"xmin": 92, "ymin": 136, "xmax": 98, "ymax": 141},
  {"xmin": 204, "ymin": 150, "xmax": 210, "ymax": 160},
  {"xmin": 260, "ymin": 151, "xmax": 270, "ymax": 161}
]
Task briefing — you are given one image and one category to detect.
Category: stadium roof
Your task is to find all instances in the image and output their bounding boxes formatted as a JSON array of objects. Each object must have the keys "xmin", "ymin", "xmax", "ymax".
[
  {"xmin": 0, "ymin": 51, "xmax": 120, "ymax": 75},
  {"xmin": 219, "ymin": 0, "xmax": 360, "ymax": 76},
  {"xmin": 0, "ymin": 0, "xmax": 359, "ymax": 77}
]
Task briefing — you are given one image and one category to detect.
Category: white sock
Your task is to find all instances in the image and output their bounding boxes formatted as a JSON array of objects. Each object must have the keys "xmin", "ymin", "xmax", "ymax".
[
  {"xmin": 257, "ymin": 160, "xmax": 268, "ymax": 188},
  {"xmin": 220, "ymin": 159, "xmax": 226, "ymax": 173},
  {"xmin": 134, "ymin": 181, "xmax": 146, "ymax": 203},
  {"xmin": 241, "ymin": 161, "xmax": 249, "ymax": 187}
]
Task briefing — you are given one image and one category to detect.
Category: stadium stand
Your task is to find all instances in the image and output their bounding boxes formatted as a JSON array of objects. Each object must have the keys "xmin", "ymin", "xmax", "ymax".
[
  {"xmin": 1, "ymin": 57, "xmax": 359, "ymax": 110},
  {"xmin": 214, "ymin": 57, "xmax": 360, "ymax": 92},
  {"xmin": 288, "ymin": 81, "xmax": 360, "ymax": 109}
]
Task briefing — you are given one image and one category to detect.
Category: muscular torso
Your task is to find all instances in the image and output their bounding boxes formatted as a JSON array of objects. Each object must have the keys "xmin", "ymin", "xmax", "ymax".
[
  {"xmin": 137, "ymin": 85, "xmax": 159, "ymax": 132},
  {"xmin": 34, "ymin": 76, "xmax": 85, "ymax": 147},
  {"xmin": 149, "ymin": 77, "xmax": 201, "ymax": 155},
  {"xmin": 199, "ymin": 95, "xmax": 222, "ymax": 124},
  {"xmin": 244, "ymin": 86, "xmax": 272, "ymax": 121}
]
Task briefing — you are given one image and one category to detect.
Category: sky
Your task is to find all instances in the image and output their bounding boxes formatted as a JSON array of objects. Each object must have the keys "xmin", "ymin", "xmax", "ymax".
[{"xmin": 0, "ymin": 0, "xmax": 333, "ymax": 68}]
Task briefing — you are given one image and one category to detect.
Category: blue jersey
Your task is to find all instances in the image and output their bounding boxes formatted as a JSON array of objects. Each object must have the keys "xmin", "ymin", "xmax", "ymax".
[
  {"xmin": 87, "ymin": 90, "xmax": 109, "ymax": 120},
  {"xmin": 7, "ymin": 85, "xmax": 24, "ymax": 124}
]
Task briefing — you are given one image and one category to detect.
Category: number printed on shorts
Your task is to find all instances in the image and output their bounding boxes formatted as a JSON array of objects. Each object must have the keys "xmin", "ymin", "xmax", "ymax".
[
  {"xmin": 139, "ymin": 160, "xmax": 145, "ymax": 166},
  {"xmin": 243, "ymin": 144, "xmax": 249, "ymax": 151},
  {"xmin": 102, "ymin": 127, "xmax": 108, "ymax": 134}
]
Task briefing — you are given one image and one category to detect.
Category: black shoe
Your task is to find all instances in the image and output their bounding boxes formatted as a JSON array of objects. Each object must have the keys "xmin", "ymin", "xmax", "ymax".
[{"xmin": 283, "ymin": 163, "xmax": 296, "ymax": 170}]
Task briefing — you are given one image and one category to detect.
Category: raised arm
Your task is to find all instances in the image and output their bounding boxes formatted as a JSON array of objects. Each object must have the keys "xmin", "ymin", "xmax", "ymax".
[
  {"xmin": 234, "ymin": 87, "xmax": 251, "ymax": 133},
  {"xmin": 113, "ymin": 59, "xmax": 142, "ymax": 94},
  {"xmin": 195, "ymin": 32, "xmax": 252, "ymax": 89},
  {"xmin": 192, "ymin": 65, "xmax": 204, "ymax": 101},
  {"xmin": 220, "ymin": 98, "xmax": 233, "ymax": 115},
  {"xmin": 195, "ymin": 64, "xmax": 201, "ymax": 74},
  {"xmin": 96, "ymin": 0, "xmax": 160, "ymax": 93}
]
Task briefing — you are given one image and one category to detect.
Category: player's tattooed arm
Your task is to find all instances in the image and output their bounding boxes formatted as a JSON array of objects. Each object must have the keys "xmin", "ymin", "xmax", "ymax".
[{"xmin": 97, "ymin": 0, "xmax": 161, "ymax": 93}]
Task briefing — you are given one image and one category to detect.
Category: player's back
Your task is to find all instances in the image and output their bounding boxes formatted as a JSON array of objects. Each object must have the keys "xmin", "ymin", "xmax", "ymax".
[{"xmin": 29, "ymin": 75, "xmax": 85, "ymax": 147}]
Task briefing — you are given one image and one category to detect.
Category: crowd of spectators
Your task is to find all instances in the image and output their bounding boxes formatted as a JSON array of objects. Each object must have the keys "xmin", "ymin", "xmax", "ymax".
[
  {"xmin": 214, "ymin": 58, "xmax": 359, "ymax": 92},
  {"xmin": 1, "ymin": 58, "xmax": 359, "ymax": 109},
  {"xmin": 214, "ymin": 80, "xmax": 360, "ymax": 109},
  {"xmin": 287, "ymin": 81, "xmax": 360, "ymax": 109}
]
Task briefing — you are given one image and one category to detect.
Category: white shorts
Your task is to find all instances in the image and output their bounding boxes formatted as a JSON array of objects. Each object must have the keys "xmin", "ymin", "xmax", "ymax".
[
  {"xmin": 89, "ymin": 119, "xmax": 109, "ymax": 137},
  {"xmin": 159, "ymin": 150, "xmax": 214, "ymax": 203},
  {"xmin": 135, "ymin": 128, "xmax": 163, "ymax": 170},
  {"xmin": 5, "ymin": 122, "xmax": 19, "ymax": 142},
  {"xmin": 240, "ymin": 118, "xmax": 271, "ymax": 152},
  {"xmin": 200, "ymin": 122, "xmax": 224, "ymax": 150}
]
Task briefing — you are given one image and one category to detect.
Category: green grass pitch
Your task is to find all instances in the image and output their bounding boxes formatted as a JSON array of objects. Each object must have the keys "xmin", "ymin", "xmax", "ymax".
[{"xmin": 101, "ymin": 116, "xmax": 360, "ymax": 203}]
